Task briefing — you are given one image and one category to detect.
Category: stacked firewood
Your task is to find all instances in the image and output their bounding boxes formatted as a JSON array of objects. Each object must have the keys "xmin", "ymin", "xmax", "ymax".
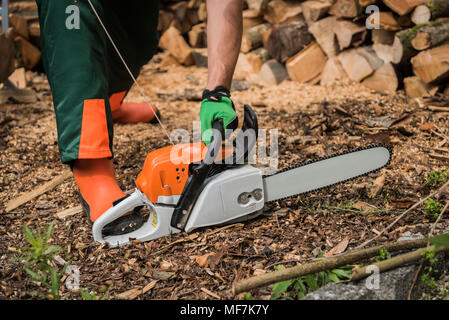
[
  {"xmin": 158, "ymin": 0, "xmax": 449, "ymax": 97},
  {"xmin": 0, "ymin": 0, "xmax": 40, "ymax": 85}
]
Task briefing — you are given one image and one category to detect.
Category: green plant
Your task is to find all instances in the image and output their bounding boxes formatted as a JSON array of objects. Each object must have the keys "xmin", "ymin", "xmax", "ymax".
[
  {"xmin": 80, "ymin": 285, "xmax": 112, "ymax": 300},
  {"xmin": 420, "ymin": 248, "xmax": 439, "ymax": 291},
  {"xmin": 424, "ymin": 167, "xmax": 449, "ymax": 188},
  {"xmin": 422, "ymin": 199, "xmax": 444, "ymax": 220},
  {"xmin": 240, "ymin": 292, "xmax": 254, "ymax": 300},
  {"xmin": 375, "ymin": 248, "xmax": 392, "ymax": 262},
  {"xmin": 11, "ymin": 220, "xmax": 69, "ymax": 299},
  {"xmin": 270, "ymin": 265, "xmax": 353, "ymax": 300}
]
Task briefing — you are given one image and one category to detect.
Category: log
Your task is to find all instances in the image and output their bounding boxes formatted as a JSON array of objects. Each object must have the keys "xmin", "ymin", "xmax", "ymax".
[
  {"xmin": 398, "ymin": 14, "xmax": 413, "ymax": 28},
  {"xmin": 382, "ymin": 0, "xmax": 432, "ymax": 16},
  {"xmin": 411, "ymin": 21, "xmax": 449, "ymax": 51},
  {"xmin": 373, "ymin": 42, "xmax": 397, "ymax": 63},
  {"xmin": 261, "ymin": 28, "xmax": 272, "ymax": 47},
  {"xmin": 14, "ymin": 36, "xmax": 41, "ymax": 70},
  {"xmin": 258, "ymin": 59, "xmax": 288, "ymax": 85},
  {"xmin": 334, "ymin": 20, "xmax": 367, "ymax": 50},
  {"xmin": 367, "ymin": 11, "xmax": 401, "ymax": 31},
  {"xmin": 9, "ymin": 14, "xmax": 29, "ymax": 39},
  {"xmin": 359, "ymin": 0, "xmax": 377, "ymax": 6},
  {"xmin": 233, "ymin": 239, "xmax": 429, "ymax": 294},
  {"xmin": 425, "ymin": 0, "xmax": 449, "ymax": 19},
  {"xmin": 361, "ymin": 62, "xmax": 398, "ymax": 92},
  {"xmin": 286, "ymin": 42, "xmax": 327, "ymax": 84},
  {"xmin": 9, "ymin": 1, "xmax": 37, "ymax": 12},
  {"xmin": 411, "ymin": 44, "xmax": 449, "ymax": 83},
  {"xmin": 192, "ymin": 48, "xmax": 208, "ymax": 68},
  {"xmin": 263, "ymin": 0, "xmax": 303, "ymax": 25},
  {"xmin": 246, "ymin": 0, "xmax": 270, "ymax": 14},
  {"xmin": 264, "ymin": 20, "xmax": 314, "ymax": 63},
  {"xmin": 371, "ymin": 29, "xmax": 396, "ymax": 45},
  {"xmin": 320, "ymin": 56, "xmax": 349, "ymax": 85},
  {"xmin": 357, "ymin": 45, "xmax": 384, "ymax": 70},
  {"xmin": 187, "ymin": 0, "xmax": 201, "ymax": 9},
  {"xmin": 242, "ymin": 10, "xmax": 265, "ymax": 30},
  {"xmin": 8, "ymin": 67, "xmax": 27, "ymax": 89},
  {"xmin": 28, "ymin": 21, "xmax": 40, "ymax": 47},
  {"xmin": 445, "ymin": 83, "xmax": 449, "ymax": 94},
  {"xmin": 329, "ymin": 0, "xmax": 360, "ymax": 18},
  {"xmin": 411, "ymin": 5, "xmax": 431, "ymax": 25},
  {"xmin": 0, "ymin": 32, "xmax": 15, "ymax": 83},
  {"xmin": 246, "ymin": 48, "xmax": 271, "ymax": 73},
  {"xmin": 391, "ymin": 27, "xmax": 421, "ymax": 63},
  {"xmin": 308, "ymin": 16, "xmax": 339, "ymax": 57},
  {"xmin": 168, "ymin": 1, "xmax": 188, "ymax": 23},
  {"xmin": 241, "ymin": 23, "xmax": 272, "ymax": 53},
  {"xmin": 301, "ymin": 1, "xmax": 332, "ymax": 24},
  {"xmin": 234, "ymin": 53, "xmax": 256, "ymax": 78},
  {"xmin": 158, "ymin": 10, "xmax": 176, "ymax": 33},
  {"xmin": 404, "ymin": 76, "xmax": 439, "ymax": 97},
  {"xmin": 198, "ymin": 2, "xmax": 207, "ymax": 21},
  {"xmin": 188, "ymin": 22, "xmax": 206, "ymax": 48},
  {"xmin": 159, "ymin": 26, "xmax": 194, "ymax": 66},
  {"xmin": 338, "ymin": 48, "xmax": 375, "ymax": 82}
]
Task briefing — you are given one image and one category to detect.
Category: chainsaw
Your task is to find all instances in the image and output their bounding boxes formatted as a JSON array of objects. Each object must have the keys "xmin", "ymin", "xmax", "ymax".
[{"xmin": 92, "ymin": 105, "xmax": 392, "ymax": 247}]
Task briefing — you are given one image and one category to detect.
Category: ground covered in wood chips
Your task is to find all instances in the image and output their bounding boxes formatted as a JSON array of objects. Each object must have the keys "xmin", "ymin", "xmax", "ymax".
[{"xmin": 1, "ymin": 52, "xmax": 449, "ymax": 300}]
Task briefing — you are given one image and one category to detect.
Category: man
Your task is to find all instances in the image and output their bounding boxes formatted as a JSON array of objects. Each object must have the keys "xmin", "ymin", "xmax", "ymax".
[{"xmin": 36, "ymin": 0, "xmax": 242, "ymax": 235}]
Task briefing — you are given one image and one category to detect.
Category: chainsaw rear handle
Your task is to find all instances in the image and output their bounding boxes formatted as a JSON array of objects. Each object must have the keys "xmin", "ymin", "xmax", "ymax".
[
  {"xmin": 170, "ymin": 119, "xmax": 224, "ymax": 230},
  {"xmin": 92, "ymin": 189, "xmax": 151, "ymax": 245}
]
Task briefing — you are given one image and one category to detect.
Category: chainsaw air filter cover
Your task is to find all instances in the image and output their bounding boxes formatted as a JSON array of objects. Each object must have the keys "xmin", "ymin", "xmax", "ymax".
[{"xmin": 136, "ymin": 143, "xmax": 206, "ymax": 204}]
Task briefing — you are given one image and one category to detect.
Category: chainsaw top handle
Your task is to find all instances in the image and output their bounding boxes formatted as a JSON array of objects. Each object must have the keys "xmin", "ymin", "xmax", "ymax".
[{"xmin": 170, "ymin": 119, "xmax": 224, "ymax": 230}]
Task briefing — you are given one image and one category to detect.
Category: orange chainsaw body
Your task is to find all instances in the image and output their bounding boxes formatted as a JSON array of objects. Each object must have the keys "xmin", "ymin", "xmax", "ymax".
[{"xmin": 136, "ymin": 143, "xmax": 207, "ymax": 203}]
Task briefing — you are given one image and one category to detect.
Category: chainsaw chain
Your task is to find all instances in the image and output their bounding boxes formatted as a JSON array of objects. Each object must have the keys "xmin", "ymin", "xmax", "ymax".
[{"xmin": 263, "ymin": 143, "xmax": 393, "ymax": 204}]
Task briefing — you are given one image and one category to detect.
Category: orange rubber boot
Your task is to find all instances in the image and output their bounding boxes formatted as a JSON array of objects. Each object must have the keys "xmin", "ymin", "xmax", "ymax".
[
  {"xmin": 111, "ymin": 102, "xmax": 160, "ymax": 124},
  {"xmin": 72, "ymin": 158, "xmax": 142, "ymax": 235}
]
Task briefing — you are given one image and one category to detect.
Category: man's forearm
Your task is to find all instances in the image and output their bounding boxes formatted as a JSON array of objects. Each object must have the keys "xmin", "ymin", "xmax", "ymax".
[{"xmin": 206, "ymin": 0, "xmax": 243, "ymax": 90}]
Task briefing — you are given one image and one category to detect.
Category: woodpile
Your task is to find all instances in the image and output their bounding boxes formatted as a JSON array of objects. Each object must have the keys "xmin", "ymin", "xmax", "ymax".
[
  {"xmin": 2, "ymin": 0, "xmax": 449, "ymax": 99},
  {"xmin": 157, "ymin": 0, "xmax": 449, "ymax": 97},
  {"xmin": 0, "ymin": 0, "xmax": 40, "ymax": 83}
]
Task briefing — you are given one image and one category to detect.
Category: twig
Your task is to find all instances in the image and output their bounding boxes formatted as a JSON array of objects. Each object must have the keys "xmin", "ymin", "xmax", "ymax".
[
  {"xmin": 233, "ymin": 239, "xmax": 428, "ymax": 295},
  {"xmin": 355, "ymin": 180, "xmax": 449, "ymax": 249},
  {"xmin": 6, "ymin": 171, "xmax": 72, "ymax": 212},
  {"xmin": 350, "ymin": 245, "xmax": 449, "ymax": 282},
  {"xmin": 201, "ymin": 287, "xmax": 221, "ymax": 300}
]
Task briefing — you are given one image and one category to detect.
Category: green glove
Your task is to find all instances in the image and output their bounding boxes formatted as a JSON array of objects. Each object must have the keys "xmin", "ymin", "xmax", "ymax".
[{"xmin": 200, "ymin": 86, "xmax": 238, "ymax": 145}]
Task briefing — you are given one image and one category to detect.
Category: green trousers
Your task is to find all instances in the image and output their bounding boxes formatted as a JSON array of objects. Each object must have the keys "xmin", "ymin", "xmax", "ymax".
[{"xmin": 36, "ymin": 0, "xmax": 159, "ymax": 163}]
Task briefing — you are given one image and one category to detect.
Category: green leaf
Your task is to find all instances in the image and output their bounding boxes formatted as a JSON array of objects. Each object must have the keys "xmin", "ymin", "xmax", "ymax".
[
  {"xmin": 272, "ymin": 279, "xmax": 293, "ymax": 295},
  {"xmin": 24, "ymin": 268, "xmax": 42, "ymax": 282},
  {"xmin": 328, "ymin": 273, "xmax": 340, "ymax": 283},
  {"xmin": 293, "ymin": 279, "xmax": 306, "ymax": 293},
  {"xmin": 428, "ymin": 234, "xmax": 449, "ymax": 249},
  {"xmin": 304, "ymin": 275, "xmax": 318, "ymax": 291},
  {"xmin": 331, "ymin": 268, "xmax": 352, "ymax": 279},
  {"xmin": 45, "ymin": 221, "xmax": 55, "ymax": 245},
  {"xmin": 80, "ymin": 289, "xmax": 95, "ymax": 300},
  {"xmin": 23, "ymin": 225, "xmax": 37, "ymax": 247}
]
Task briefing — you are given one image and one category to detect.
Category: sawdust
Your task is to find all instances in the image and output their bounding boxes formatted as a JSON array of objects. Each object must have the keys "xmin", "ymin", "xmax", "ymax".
[{"xmin": 1, "ymin": 51, "xmax": 449, "ymax": 300}]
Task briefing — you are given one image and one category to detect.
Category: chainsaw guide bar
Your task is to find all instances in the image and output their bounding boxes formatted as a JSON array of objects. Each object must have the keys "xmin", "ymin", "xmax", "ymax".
[{"xmin": 262, "ymin": 144, "xmax": 392, "ymax": 203}]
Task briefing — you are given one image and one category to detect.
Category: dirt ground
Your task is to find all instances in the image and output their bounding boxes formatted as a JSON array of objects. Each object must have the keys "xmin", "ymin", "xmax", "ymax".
[{"xmin": 1, "ymin": 52, "xmax": 449, "ymax": 300}]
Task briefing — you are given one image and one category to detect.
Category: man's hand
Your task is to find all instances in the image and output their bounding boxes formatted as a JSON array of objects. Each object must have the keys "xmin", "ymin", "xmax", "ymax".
[
  {"xmin": 200, "ymin": 86, "xmax": 238, "ymax": 145},
  {"xmin": 200, "ymin": 0, "xmax": 242, "ymax": 145}
]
